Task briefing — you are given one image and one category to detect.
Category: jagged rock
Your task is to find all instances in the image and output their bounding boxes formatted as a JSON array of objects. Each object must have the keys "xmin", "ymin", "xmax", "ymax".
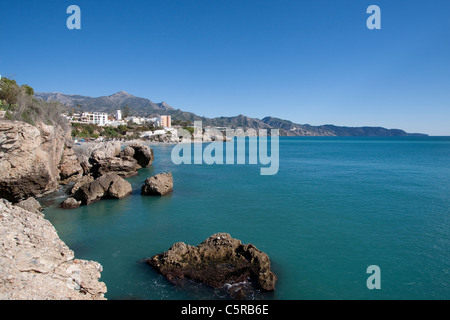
[
  {"xmin": 15, "ymin": 197, "xmax": 43, "ymax": 216},
  {"xmin": 70, "ymin": 175, "xmax": 94, "ymax": 195},
  {"xmin": 0, "ymin": 120, "xmax": 67, "ymax": 202},
  {"xmin": 119, "ymin": 146, "xmax": 135, "ymax": 157},
  {"xmin": 61, "ymin": 197, "xmax": 81, "ymax": 209},
  {"xmin": 147, "ymin": 233, "xmax": 277, "ymax": 298},
  {"xmin": 127, "ymin": 143, "xmax": 154, "ymax": 167},
  {"xmin": 87, "ymin": 141, "xmax": 121, "ymax": 159},
  {"xmin": 78, "ymin": 154, "xmax": 92, "ymax": 176},
  {"xmin": 141, "ymin": 172, "xmax": 173, "ymax": 196},
  {"xmin": 59, "ymin": 141, "xmax": 83, "ymax": 184},
  {"xmin": 85, "ymin": 141, "xmax": 153, "ymax": 178},
  {"xmin": 73, "ymin": 173, "xmax": 132, "ymax": 205},
  {"xmin": 0, "ymin": 199, "xmax": 106, "ymax": 299},
  {"xmin": 91, "ymin": 156, "xmax": 141, "ymax": 178}
]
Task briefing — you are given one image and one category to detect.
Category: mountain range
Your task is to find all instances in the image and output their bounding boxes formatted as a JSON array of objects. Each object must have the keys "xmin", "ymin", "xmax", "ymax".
[{"xmin": 35, "ymin": 91, "xmax": 427, "ymax": 136}]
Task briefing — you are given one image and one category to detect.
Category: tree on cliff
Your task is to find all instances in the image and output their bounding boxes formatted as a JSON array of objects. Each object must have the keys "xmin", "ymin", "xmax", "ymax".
[{"xmin": 0, "ymin": 76, "xmax": 68, "ymax": 129}]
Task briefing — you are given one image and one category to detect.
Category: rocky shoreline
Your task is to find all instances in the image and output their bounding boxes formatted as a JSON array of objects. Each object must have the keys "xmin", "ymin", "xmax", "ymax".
[
  {"xmin": 0, "ymin": 198, "xmax": 106, "ymax": 299},
  {"xmin": 0, "ymin": 119, "xmax": 277, "ymax": 300}
]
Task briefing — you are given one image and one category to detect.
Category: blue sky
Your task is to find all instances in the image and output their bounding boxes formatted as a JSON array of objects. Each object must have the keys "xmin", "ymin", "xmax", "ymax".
[{"xmin": 1, "ymin": 0, "xmax": 450, "ymax": 135}]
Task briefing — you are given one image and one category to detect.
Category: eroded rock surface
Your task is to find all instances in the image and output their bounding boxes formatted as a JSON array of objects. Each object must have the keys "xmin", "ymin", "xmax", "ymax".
[
  {"xmin": 147, "ymin": 233, "xmax": 277, "ymax": 298},
  {"xmin": 141, "ymin": 172, "xmax": 173, "ymax": 196},
  {"xmin": 73, "ymin": 173, "xmax": 132, "ymax": 205},
  {"xmin": 0, "ymin": 199, "xmax": 107, "ymax": 299}
]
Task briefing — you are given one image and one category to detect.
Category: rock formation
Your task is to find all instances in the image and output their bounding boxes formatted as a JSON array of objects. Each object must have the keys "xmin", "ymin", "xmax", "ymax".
[
  {"xmin": 0, "ymin": 120, "xmax": 82, "ymax": 202},
  {"xmin": 147, "ymin": 233, "xmax": 277, "ymax": 298},
  {"xmin": 73, "ymin": 173, "xmax": 132, "ymax": 205},
  {"xmin": 0, "ymin": 199, "xmax": 106, "ymax": 299},
  {"xmin": 141, "ymin": 172, "xmax": 173, "ymax": 196},
  {"xmin": 127, "ymin": 143, "xmax": 154, "ymax": 167},
  {"xmin": 87, "ymin": 141, "xmax": 153, "ymax": 178},
  {"xmin": 15, "ymin": 197, "xmax": 44, "ymax": 216},
  {"xmin": 59, "ymin": 140, "xmax": 83, "ymax": 184},
  {"xmin": 61, "ymin": 197, "xmax": 81, "ymax": 209}
]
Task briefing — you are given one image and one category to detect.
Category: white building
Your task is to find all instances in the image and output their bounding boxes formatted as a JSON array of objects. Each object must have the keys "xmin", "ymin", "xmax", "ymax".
[
  {"xmin": 81, "ymin": 112, "xmax": 108, "ymax": 126},
  {"xmin": 116, "ymin": 110, "xmax": 122, "ymax": 121}
]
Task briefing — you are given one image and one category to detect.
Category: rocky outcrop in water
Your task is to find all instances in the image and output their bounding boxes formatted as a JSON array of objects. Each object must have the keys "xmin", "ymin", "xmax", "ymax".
[
  {"xmin": 147, "ymin": 233, "xmax": 277, "ymax": 298},
  {"xmin": 0, "ymin": 199, "xmax": 106, "ymax": 299},
  {"xmin": 127, "ymin": 143, "xmax": 154, "ymax": 167},
  {"xmin": 141, "ymin": 172, "xmax": 173, "ymax": 196},
  {"xmin": 87, "ymin": 141, "xmax": 153, "ymax": 178},
  {"xmin": 73, "ymin": 173, "xmax": 132, "ymax": 205},
  {"xmin": 61, "ymin": 197, "xmax": 81, "ymax": 209},
  {"xmin": 0, "ymin": 120, "xmax": 77, "ymax": 202}
]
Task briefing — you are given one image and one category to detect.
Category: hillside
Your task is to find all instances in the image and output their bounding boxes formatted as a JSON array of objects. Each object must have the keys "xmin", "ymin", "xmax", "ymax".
[
  {"xmin": 35, "ymin": 91, "xmax": 173, "ymax": 116},
  {"xmin": 34, "ymin": 91, "xmax": 427, "ymax": 137}
]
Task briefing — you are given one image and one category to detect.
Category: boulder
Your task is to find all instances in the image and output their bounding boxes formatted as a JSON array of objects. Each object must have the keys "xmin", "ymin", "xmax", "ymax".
[
  {"xmin": 61, "ymin": 197, "xmax": 81, "ymax": 209},
  {"xmin": 127, "ymin": 143, "xmax": 154, "ymax": 167},
  {"xmin": 91, "ymin": 156, "xmax": 141, "ymax": 178},
  {"xmin": 16, "ymin": 197, "xmax": 44, "ymax": 216},
  {"xmin": 119, "ymin": 146, "xmax": 135, "ymax": 157},
  {"xmin": 59, "ymin": 141, "xmax": 83, "ymax": 184},
  {"xmin": 147, "ymin": 233, "xmax": 277, "ymax": 298},
  {"xmin": 70, "ymin": 174, "xmax": 94, "ymax": 195},
  {"xmin": 0, "ymin": 199, "xmax": 106, "ymax": 299},
  {"xmin": 73, "ymin": 173, "xmax": 132, "ymax": 205},
  {"xmin": 87, "ymin": 141, "xmax": 121, "ymax": 159},
  {"xmin": 81, "ymin": 142, "xmax": 154, "ymax": 179},
  {"xmin": 141, "ymin": 172, "xmax": 173, "ymax": 196}
]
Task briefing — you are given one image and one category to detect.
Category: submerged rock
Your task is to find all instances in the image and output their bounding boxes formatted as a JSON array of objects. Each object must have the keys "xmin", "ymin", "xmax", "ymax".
[
  {"xmin": 61, "ymin": 197, "xmax": 81, "ymax": 209},
  {"xmin": 146, "ymin": 233, "xmax": 277, "ymax": 298},
  {"xmin": 141, "ymin": 172, "xmax": 173, "ymax": 196}
]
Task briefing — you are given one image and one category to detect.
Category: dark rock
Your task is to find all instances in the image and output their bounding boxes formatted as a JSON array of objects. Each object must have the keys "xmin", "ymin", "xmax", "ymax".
[
  {"xmin": 141, "ymin": 172, "xmax": 173, "ymax": 196},
  {"xmin": 146, "ymin": 233, "xmax": 277, "ymax": 297},
  {"xmin": 128, "ymin": 143, "xmax": 154, "ymax": 167}
]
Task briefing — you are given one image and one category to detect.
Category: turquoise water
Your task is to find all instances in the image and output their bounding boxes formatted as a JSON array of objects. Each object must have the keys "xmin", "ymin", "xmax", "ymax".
[{"xmin": 42, "ymin": 137, "xmax": 450, "ymax": 299}]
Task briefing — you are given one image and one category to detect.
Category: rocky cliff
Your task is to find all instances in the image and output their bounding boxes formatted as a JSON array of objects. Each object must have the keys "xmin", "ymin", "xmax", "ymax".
[
  {"xmin": 0, "ymin": 120, "xmax": 82, "ymax": 202},
  {"xmin": 0, "ymin": 198, "xmax": 106, "ymax": 299}
]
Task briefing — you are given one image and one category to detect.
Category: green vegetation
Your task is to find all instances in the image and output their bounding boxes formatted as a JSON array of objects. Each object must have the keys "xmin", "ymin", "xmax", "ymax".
[
  {"xmin": 71, "ymin": 122, "xmax": 142, "ymax": 140},
  {"xmin": 0, "ymin": 76, "xmax": 68, "ymax": 128}
]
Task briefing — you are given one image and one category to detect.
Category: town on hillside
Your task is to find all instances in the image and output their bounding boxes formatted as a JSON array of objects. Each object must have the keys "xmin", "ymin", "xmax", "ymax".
[{"xmin": 62, "ymin": 110, "xmax": 178, "ymax": 142}]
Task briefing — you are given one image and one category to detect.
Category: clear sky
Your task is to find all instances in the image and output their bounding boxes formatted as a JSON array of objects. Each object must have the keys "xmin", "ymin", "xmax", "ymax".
[{"xmin": 1, "ymin": 0, "xmax": 450, "ymax": 135}]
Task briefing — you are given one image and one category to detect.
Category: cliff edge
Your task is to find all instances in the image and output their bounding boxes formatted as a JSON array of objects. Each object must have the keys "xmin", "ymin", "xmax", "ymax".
[{"xmin": 0, "ymin": 199, "xmax": 107, "ymax": 300}]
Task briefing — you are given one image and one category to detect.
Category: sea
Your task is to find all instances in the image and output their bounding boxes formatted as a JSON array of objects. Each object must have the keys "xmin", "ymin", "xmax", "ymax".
[{"xmin": 42, "ymin": 137, "xmax": 450, "ymax": 300}]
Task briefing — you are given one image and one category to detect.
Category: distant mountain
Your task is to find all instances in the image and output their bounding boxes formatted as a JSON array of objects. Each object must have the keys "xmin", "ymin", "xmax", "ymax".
[
  {"xmin": 35, "ymin": 91, "xmax": 427, "ymax": 137},
  {"xmin": 35, "ymin": 91, "xmax": 174, "ymax": 116}
]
